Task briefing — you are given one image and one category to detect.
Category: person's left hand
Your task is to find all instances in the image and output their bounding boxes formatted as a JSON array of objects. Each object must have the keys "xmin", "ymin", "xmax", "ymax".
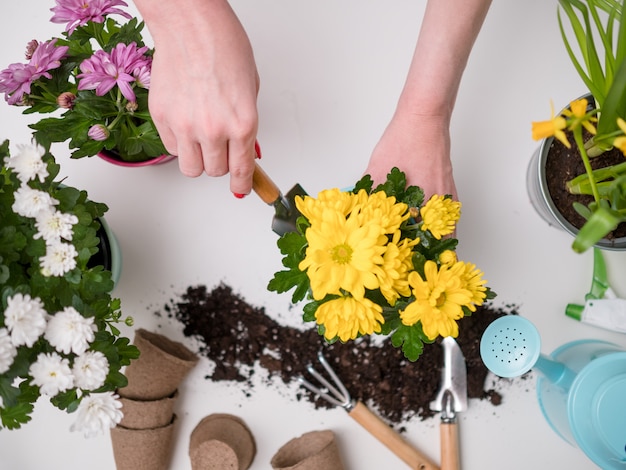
[{"xmin": 365, "ymin": 110, "xmax": 458, "ymax": 202}]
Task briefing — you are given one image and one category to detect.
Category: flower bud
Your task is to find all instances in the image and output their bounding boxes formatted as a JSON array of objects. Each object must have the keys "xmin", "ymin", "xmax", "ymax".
[
  {"xmin": 439, "ymin": 250, "xmax": 458, "ymax": 266},
  {"xmin": 56, "ymin": 92, "xmax": 76, "ymax": 109},
  {"xmin": 25, "ymin": 39, "xmax": 39, "ymax": 60},
  {"xmin": 125, "ymin": 101, "xmax": 138, "ymax": 113},
  {"xmin": 409, "ymin": 207, "xmax": 420, "ymax": 219},
  {"xmin": 87, "ymin": 124, "xmax": 109, "ymax": 142}
]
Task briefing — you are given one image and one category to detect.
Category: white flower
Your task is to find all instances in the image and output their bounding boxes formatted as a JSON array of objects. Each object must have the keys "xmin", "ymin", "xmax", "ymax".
[
  {"xmin": 73, "ymin": 351, "xmax": 109, "ymax": 390},
  {"xmin": 45, "ymin": 307, "xmax": 96, "ymax": 355},
  {"xmin": 11, "ymin": 185, "xmax": 58, "ymax": 218},
  {"xmin": 4, "ymin": 141, "xmax": 48, "ymax": 183},
  {"xmin": 70, "ymin": 391, "xmax": 123, "ymax": 438},
  {"xmin": 34, "ymin": 209, "xmax": 78, "ymax": 244},
  {"xmin": 0, "ymin": 328, "xmax": 18, "ymax": 374},
  {"xmin": 39, "ymin": 241, "xmax": 78, "ymax": 276},
  {"xmin": 4, "ymin": 293, "xmax": 47, "ymax": 347},
  {"xmin": 29, "ymin": 352, "xmax": 74, "ymax": 396}
]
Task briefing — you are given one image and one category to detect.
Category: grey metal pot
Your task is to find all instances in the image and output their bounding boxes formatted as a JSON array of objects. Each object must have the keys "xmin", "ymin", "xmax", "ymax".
[{"xmin": 526, "ymin": 135, "xmax": 626, "ymax": 250}]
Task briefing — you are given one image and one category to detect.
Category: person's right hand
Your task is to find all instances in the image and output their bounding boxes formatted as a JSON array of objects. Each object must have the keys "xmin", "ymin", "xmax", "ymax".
[{"xmin": 136, "ymin": 0, "xmax": 260, "ymax": 196}]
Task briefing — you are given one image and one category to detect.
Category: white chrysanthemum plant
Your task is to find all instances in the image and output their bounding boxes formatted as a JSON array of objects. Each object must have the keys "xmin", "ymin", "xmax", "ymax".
[
  {"xmin": 268, "ymin": 168, "xmax": 496, "ymax": 361},
  {"xmin": 0, "ymin": 139, "xmax": 138, "ymax": 435}
]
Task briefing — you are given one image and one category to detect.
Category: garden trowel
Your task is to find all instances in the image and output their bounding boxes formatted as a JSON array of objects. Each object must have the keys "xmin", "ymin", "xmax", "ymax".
[
  {"xmin": 251, "ymin": 143, "xmax": 307, "ymax": 236},
  {"xmin": 430, "ymin": 336, "xmax": 467, "ymax": 470}
]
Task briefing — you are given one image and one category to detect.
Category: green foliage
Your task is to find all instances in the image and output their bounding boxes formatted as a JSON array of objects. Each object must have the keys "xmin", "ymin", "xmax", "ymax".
[
  {"xmin": 0, "ymin": 141, "xmax": 137, "ymax": 429},
  {"xmin": 2, "ymin": 8, "xmax": 166, "ymax": 162}
]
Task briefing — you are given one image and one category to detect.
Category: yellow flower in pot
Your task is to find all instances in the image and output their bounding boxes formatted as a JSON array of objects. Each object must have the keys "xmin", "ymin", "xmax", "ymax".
[
  {"xmin": 268, "ymin": 168, "xmax": 495, "ymax": 361},
  {"xmin": 530, "ymin": 0, "xmax": 626, "ymax": 252}
]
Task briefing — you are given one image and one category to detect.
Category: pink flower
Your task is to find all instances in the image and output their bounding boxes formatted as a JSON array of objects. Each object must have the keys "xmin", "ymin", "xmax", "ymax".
[
  {"xmin": 29, "ymin": 39, "xmax": 70, "ymax": 81},
  {"xmin": 0, "ymin": 39, "xmax": 69, "ymax": 105},
  {"xmin": 50, "ymin": 0, "xmax": 132, "ymax": 34},
  {"xmin": 57, "ymin": 91, "xmax": 76, "ymax": 109},
  {"xmin": 88, "ymin": 124, "xmax": 109, "ymax": 141},
  {"xmin": 77, "ymin": 42, "xmax": 150, "ymax": 102},
  {"xmin": 25, "ymin": 40, "xmax": 39, "ymax": 60},
  {"xmin": 133, "ymin": 65, "xmax": 151, "ymax": 89},
  {"xmin": 0, "ymin": 63, "xmax": 36, "ymax": 105}
]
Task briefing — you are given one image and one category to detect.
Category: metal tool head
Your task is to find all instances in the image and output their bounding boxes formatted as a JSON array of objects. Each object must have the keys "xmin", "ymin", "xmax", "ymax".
[
  {"xmin": 430, "ymin": 336, "xmax": 468, "ymax": 415},
  {"xmin": 297, "ymin": 351, "xmax": 355, "ymax": 411},
  {"xmin": 271, "ymin": 183, "xmax": 307, "ymax": 236}
]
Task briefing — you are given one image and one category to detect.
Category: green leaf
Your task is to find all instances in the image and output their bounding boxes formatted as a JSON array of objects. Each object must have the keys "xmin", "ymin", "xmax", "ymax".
[
  {"xmin": 572, "ymin": 205, "xmax": 624, "ymax": 252},
  {"xmin": 0, "ymin": 402, "xmax": 34, "ymax": 430},
  {"xmin": 390, "ymin": 323, "xmax": 427, "ymax": 362},
  {"xmin": 353, "ymin": 174, "xmax": 373, "ymax": 193},
  {"xmin": 267, "ymin": 269, "xmax": 310, "ymax": 303},
  {"xmin": 50, "ymin": 389, "xmax": 79, "ymax": 412}
]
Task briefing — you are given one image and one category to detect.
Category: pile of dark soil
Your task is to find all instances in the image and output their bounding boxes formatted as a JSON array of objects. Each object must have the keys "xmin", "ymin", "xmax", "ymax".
[{"xmin": 156, "ymin": 284, "xmax": 517, "ymax": 424}]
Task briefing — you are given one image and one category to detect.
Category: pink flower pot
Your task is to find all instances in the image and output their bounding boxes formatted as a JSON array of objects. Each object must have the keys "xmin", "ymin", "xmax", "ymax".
[{"xmin": 97, "ymin": 149, "xmax": 176, "ymax": 167}]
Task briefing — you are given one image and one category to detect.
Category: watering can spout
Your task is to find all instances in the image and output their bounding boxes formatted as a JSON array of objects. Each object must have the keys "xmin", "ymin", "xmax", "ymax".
[{"xmin": 534, "ymin": 355, "xmax": 576, "ymax": 390}]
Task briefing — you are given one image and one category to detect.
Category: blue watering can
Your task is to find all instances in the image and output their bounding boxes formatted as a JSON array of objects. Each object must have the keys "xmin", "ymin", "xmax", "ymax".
[{"xmin": 480, "ymin": 315, "xmax": 626, "ymax": 469}]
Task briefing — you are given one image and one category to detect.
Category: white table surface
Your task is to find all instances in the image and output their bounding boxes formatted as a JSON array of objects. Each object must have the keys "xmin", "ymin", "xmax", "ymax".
[{"xmin": 1, "ymin": 1, "xmax": 626, "ymax": 469}]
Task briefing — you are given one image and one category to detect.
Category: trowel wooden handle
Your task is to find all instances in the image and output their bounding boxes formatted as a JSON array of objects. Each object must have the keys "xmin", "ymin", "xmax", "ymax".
[
  {"xmin": 252, "ymin": 162, "xmax": 281, "ymax": 205},
  {"xmin": 440, "ymin": 421, "xmax": 460, "ymax": 470},
  {"xmin": 349, "ymin": 401, "xmax": 440, "ymax": 470}
]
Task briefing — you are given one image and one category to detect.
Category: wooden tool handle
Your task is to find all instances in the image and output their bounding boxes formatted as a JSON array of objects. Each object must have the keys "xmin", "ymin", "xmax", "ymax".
[
  {"xmin": 349, "ymin": 401, "xmax": 439, "ymax": 470},
  {"xmin": 252, "ymin": 162, "xmax": 281, "ymax": 205},
  {"xmin": 440, "ymin": 421, "xmax": 460, "ymax": 470}
]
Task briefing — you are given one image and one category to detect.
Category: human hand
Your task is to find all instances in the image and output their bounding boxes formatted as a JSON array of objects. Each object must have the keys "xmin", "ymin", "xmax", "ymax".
[
  {"xmin": 365, "ymin": 111, "xmax": 457, "ymax": 203},
  {"xmin": 138, "ymin": 0, "xmax": 260, "ymax": 196}
]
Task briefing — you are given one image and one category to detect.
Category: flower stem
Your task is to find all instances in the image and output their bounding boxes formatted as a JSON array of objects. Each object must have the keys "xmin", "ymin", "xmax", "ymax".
[{"xmin": 573, "ymin": 127, "xmax": 602, "ymax": 203}]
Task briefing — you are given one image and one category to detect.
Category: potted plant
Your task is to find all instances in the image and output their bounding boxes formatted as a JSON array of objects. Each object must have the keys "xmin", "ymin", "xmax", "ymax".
[
  {"xmin": 0, "ymin": 139, "xmax": 138, "ymax": 435},
  {"xmin": 0, "ymin": 0, "xmax": 172, "ymax": 166},
  {"xmin": 268, "ymin": 168, "xmax": 495, "ymax": 361},
  {"xmin": 529, "ymin": 0, "xmax": 626, "ymax": 252}
]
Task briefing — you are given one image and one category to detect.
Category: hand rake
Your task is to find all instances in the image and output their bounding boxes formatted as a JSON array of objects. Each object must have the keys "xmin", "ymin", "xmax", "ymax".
[{"xmin": 298, "ymin": 351, "xmax": 440, "ymax": 470}]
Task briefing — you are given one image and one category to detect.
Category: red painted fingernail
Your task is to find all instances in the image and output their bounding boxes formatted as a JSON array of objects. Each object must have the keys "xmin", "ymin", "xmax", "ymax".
[
  {"xmin": 254, "ymin": 141, "xmax": 262, "ymax": 159},
  {"xmin": 233, "ymin": 192, "xmax": 247, "ymax": 199}
]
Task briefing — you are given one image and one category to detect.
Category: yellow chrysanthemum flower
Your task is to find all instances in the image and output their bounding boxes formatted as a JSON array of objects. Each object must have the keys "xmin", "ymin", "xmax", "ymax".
[
  {"xmin": 315, "ymin": 295, "xmax": 384, "ymax": 342},
  {"xmin": 420, "ymin": 195, "xmax": 461, "ymax": 240},
  {"xmin": 356, "ymin": 191, "xmax": 410, "ymax": 234},
  {"xmin": 562, "ymin": 98, "xmax": 597, "ymax": 135},
  {"xmin": 377, "ymin": 230, "xmax": 419, "ymax": 305},
  {"xmin": 459, "ymin": 261, "xmax": 487, "ymax": 312},
  {"xmin": 295, "ymin": 188, "xmax": 357, "ymax": 222},
  {"xmin": 614, "ymin": 118, "xmax": 626, "ymax": 156},
  {"xmin": 532, "ymin": 101, "xmax": 569, "ymax": 148},
  {"xmin": 299, "ymin": 207, "xmax": 386, "ymax": 300},
  {"xmin": 439, "ymin": 250, "xmax": 457, "ymax": 266},
  {"xmin": 399, "ymin": 260, "xmax": 472, "ymax": 340}
]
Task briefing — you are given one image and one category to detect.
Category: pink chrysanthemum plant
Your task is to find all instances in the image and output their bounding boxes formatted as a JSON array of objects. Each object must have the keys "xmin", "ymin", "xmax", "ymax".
[
  {"xmin": 0, "ymin": 0, "xmax": 166, "ymax": 163},
  {"xmin": 0, "ymin": 139, "xmax": 138, "ymax": 434},
  {"xmin": 532, "ymin": 0, "xmax": 626, "ymax": 252},
  {"xmin": 268, "ymin": 168, "xmax": 496, "ymax": 361}
]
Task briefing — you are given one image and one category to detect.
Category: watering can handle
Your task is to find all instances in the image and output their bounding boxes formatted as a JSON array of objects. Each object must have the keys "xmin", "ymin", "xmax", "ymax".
[{"xmin": 349, "ymin": 401, "xmax": 440, "ymax": 470}]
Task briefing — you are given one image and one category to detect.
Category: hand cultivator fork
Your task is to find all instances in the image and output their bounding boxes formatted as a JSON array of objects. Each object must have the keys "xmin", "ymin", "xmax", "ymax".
[{"xmin": 298, "ymin": 351, "xmax": 440, "ymax": 470}]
